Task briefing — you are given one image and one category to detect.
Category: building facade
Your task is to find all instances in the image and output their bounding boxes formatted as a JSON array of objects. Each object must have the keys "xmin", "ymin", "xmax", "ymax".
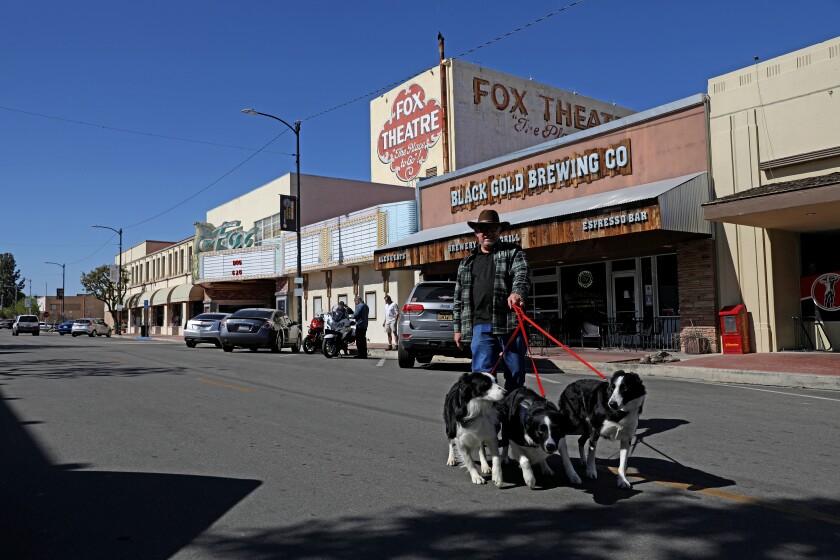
[
  {"xmin": 703, "ymin": 36, "xmax": 840, "ymax": 352},
  {"xmin": 376, "ymin": 95, "xmax": 717, "ymax": 352}
]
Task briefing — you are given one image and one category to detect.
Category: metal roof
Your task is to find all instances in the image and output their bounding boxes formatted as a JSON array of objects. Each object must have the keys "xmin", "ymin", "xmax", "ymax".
[{"xmin": 377, "ymin": 172, "xmax": 709, "ymax": 251}]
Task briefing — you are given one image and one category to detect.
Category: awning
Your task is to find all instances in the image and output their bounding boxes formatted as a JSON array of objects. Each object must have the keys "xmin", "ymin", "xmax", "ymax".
[
  {"xmin": 703, "ymin": 172, "xmax": 840, "ymax": 232},
  {"xmin": 150, "ymin": 287, "xmax": 175, "ymax": 306},
  {"xmin": 379, "ymin": 172, "xmax": 710, "ymax": 252},
  {"xmin": 134, "ymin": 290, "xmax": 155, "ymax": 308},
  {"xmin": 170, "ymin": 283, "xmax": 204, "ymax": 303},
  {"xmin": 124, "ymin": 292, "xmax": 142, "ymax": 308}
]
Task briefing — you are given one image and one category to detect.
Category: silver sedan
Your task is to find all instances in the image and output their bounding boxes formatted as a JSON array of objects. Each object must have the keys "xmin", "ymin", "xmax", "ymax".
[{"xmin": 183, "ymin": 313, "xmax": 230, "ymax": 348}]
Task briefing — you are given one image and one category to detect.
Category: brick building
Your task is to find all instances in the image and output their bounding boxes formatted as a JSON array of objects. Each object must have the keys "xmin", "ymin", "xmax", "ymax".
[{"xmin": 40, "ymin": 293, "xmax": 105, "ymax": 323}]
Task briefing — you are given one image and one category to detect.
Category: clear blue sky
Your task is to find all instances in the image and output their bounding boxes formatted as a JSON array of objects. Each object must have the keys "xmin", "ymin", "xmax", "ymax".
[{"xmin": 2, "ymin": 0, "xmax": 838, "ymax": 297}]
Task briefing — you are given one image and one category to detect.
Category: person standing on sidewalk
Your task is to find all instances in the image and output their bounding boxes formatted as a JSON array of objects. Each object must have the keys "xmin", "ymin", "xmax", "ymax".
[
  {"xmin": 453, "ymin": 209, "xmax": 531, "ymax": 391},
  {"xmin": 353, "ymin": 295, "xmax": 369, "ymax": 359},
  {"xmin": 382, "ymin": 295, "xmax": 399, "ymax": 351}
]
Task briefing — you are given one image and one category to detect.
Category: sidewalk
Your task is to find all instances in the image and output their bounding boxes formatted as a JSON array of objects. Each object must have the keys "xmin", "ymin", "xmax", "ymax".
[{"xmin": 122, "ymin": 334, "xmax": 840, "ymax": 391}]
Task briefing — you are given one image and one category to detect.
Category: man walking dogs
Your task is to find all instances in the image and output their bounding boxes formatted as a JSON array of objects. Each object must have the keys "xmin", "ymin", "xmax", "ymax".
[
  {"xmin": 353, "ymin": 295, "xmax": 369, "ymax": 359},
  {"xmin": 454, "ymin": 209, "xmax": 531, "ymax": 391}
]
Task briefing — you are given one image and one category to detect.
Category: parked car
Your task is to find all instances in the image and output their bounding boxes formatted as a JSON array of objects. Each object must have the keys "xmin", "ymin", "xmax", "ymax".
[
  {"xmin": 183, "ymin": 312, "xmax": 229, "ymax": 348},
  {"xmin": 397, "ymin": 281, "xmax": 470, "ymax": 368},
  {"xmin": 57, "ymin": 320, "xmax": 75, "ymax": 335},
  {"xmin": 71, "ymin": 318, "xmax": 112, "ymax": 337},
  {"xmin": 220, "ymin": 308, "xmax": 301, "ymax": 353},
  {"xmin": 39, "ymin": 322, "xmax": 48, "ymax": 331},
  {"xmin": 13, "ymin": 315, "xmax": 40, "ymax": 336},
  {"xmin": 0, "ymin": 319, "xmax": 13, "ymax": 329}
]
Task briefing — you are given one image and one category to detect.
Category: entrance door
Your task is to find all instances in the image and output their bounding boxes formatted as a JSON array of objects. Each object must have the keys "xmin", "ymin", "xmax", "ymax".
[{"xmin": 612, "ymin": 273, "xmax": 638, "ymax": 330}]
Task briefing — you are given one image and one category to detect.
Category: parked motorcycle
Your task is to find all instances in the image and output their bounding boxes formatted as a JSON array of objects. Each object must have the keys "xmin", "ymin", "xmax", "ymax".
[
  {"xmin": 302, "ymin": 313, "xmax": 325, "ymax": 354},
  {"xmin": 322, "ymin": 308, "xmax": 356, "ymax": 358}
]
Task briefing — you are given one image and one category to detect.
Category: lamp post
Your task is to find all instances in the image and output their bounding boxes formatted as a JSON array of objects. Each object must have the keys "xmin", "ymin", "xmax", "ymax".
[
  {"xmin": 45, "ymin": 261, "xmax": 65, "ymax": 321},
  {"xmin": 242, "ymin": 108, "xmax": 303, "ymax": 328},
  {"xmin": 92, "ymin": 225, "xmax": 123, "ymax": 335}
]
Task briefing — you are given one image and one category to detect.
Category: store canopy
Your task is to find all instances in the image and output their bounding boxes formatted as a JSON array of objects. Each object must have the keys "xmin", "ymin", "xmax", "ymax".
[
  {"xmin": 170, "ymin": 283, "xmax": 204, "ymax": 303},
  {"xmin": 133, "ymin": 290, "xmax": 155, "ymax": 309},
  {"xmin": 150, "ymin": 287, "xmax": 175, "ymax": 306},
  {"xmin": 378, "ymin": 172, "xmax": 710, "ymax": 252},
  {"xmin": 124, "ymin": 292, "xmax": 141, "ymax": 308}
]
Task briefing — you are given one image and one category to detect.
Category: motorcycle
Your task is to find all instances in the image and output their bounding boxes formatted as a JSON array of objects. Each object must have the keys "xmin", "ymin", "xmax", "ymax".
[
  {"xmin": 302, "ymin": 314, "xmax": 325, "ymax": 354},
  {"xmin": 322, "ymin": 308, "xmax": 356, "ymax": 358}
]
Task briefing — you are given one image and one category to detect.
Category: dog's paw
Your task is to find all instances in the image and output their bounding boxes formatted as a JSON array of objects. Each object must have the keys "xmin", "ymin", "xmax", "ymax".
[
  {"xmin": 471, "ymin": 472, "xmax": 487, "ymax": 485},
  {"xmin": 481, "ymin": 464, "xmax": 492, "ymax": 474},
  {"xmin": 492, "ymin": 474, "xmax": 503, "ymax": 487},
  {"xmin": 585, "ymin": 467, "xmax": 598, "ymax": 479},
  {"xmin": 524, "ymin": 474, "xmax": 537, "ymax": 489},
  {"xmin": 617, "ymin": 477, "xmax": 632, "ymax": 489},
  {"xmin": 446, "ymin": 457, "xmax": 457, "ymax": 467}
]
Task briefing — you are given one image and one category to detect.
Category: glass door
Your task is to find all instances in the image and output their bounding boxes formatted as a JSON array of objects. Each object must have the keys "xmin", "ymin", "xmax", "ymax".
[{"xmin": 612, "ymin": 272, "xmax": 638, "ymax": 332}]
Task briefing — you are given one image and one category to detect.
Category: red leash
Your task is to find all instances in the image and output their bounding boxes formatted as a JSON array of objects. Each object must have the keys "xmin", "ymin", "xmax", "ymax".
[{"xmin": 488, "ymin": 305, "xmax": 607, "ymax": 396}]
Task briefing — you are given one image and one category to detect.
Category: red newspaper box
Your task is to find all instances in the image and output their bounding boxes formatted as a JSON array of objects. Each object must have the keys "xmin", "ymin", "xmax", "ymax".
[{"xmin": 719, "ymin": 304, "xmax": 750, "ymax": 354}]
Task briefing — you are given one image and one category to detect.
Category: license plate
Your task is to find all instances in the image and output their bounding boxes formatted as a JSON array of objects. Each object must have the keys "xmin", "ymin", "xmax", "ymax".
[
  {"xmin": 437, "ymin": 312, "xmax": 453, "ymax": 321},
  {"xmin": 237, "ymin": 325, "xmax": 250, "ymax": 332}
]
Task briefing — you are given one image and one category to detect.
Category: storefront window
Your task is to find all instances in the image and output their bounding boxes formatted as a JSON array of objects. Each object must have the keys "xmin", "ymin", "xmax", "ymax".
[
  {"xmin": 656, "ymin": 254, "xmax": 679, "ymax": 316},
  {"xmin": 312, "ymin": 297, "xmax": 322, "ymax": 317},
  {"xmin": 561, "ymin": 262, "xmax": 608, "ymax": 326}
]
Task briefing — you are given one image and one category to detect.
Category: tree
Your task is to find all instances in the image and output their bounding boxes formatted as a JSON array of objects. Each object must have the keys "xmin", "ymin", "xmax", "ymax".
[
  {"xmin": 80, "ymin": 265, "xmax": 130, "ymax": 331},
  {"xmin": 0, "ymin": 252, "xmax": 26, "ymax": 316}
]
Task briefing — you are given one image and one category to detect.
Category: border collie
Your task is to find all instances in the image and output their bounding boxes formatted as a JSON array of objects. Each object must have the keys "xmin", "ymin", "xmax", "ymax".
[
  {"xmin": 499, "ymin": 387, "xmax": 576, "ymax": 489},
  {"xmin": 558, "ymin": 370, "xmax": 646, "ymax": 489},
  {"xmin": 444, "ymin": 372, "xmax": 506, "ymax": 486}
]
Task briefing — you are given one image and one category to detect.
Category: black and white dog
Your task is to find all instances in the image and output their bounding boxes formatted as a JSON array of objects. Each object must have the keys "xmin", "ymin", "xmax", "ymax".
[
  {"xmin": 499, "ymin": 387, "xmax": 578, "ymax": 489},
  {"xmin": 444, "ymin": 372, "xmax": 506, "ymax": 486},
  {"xmin": 558, "ymin": 370, "xmax": 646, "ymax": 489}
]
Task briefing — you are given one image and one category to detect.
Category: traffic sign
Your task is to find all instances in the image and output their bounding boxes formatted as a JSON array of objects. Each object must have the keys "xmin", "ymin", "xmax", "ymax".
[{"xmin": 44, "ymin": 312, "xmax": 50, "ymax": 318}]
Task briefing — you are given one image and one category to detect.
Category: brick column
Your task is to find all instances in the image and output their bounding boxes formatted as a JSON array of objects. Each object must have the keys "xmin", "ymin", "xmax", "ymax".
[{"xmin": 676, "ymin": 239, "xmax": 719, "ymax": 353}]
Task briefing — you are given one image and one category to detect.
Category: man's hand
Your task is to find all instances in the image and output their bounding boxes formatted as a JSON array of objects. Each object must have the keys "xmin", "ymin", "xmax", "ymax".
[
  {"xmin": 454, "ymin": 332, "xmax": 463, "ymax": 350},
  {"xmin": 508, "ymin": 293, "xmax": 524, "ymax": 309}
]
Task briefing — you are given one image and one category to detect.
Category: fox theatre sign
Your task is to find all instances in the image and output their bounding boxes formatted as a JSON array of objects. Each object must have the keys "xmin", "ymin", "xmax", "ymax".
[{"xmin": 449, "ymin": 139, "xmax": 632, "ymax": 213}]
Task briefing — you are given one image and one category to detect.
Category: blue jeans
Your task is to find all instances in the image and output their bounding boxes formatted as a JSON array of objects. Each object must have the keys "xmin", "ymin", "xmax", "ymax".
[{"xmin": 470, "ymin": 323, "xmax": 527, "ymax": 391}]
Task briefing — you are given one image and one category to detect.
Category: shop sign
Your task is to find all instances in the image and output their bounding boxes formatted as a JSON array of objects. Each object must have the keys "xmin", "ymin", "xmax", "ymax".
[
  {"xmin": 194, "ymin": 221, "xmax": 258, "ymax": 253},
  {"xmin": 280, "ymin": 195, "xmax": 297, "ymax": 232},
  {"xmin": 377, "ymin": 253, "xmax": 407, "ymax": 264},
  {"xmin": 377, "ymin": 84, "xmax": 443, "ymax": 183},
  {"xmin": 450, "ymin": 139, "xmax": 631, "ymax": 213},
  {"xmin": 582, "ymin": 210, "xmax": 648, "ymax": 232},
  {"xmin": 811, "ymin": 273, "xmax": 840, "ymax": 312},
  {"xmin": 447, "ymin": 233, "xmax": 521, "ymax": 253}
]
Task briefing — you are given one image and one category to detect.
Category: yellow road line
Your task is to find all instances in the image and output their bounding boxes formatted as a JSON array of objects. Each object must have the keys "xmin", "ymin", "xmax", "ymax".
[
  {"xmin": 608, "ymin": 467, "xmax": 840, "ymax": 526},
  {"xmin": 196, "ymin": 377, "xmax": 252, "ymax": 392}
]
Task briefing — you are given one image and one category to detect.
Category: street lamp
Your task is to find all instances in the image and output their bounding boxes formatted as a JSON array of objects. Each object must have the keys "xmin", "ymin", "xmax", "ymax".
[
  {"xmin": 92, "ymin": 225, "xmax": 123, "ymax": 335},
  {"xmin": 242, "ymin": 108, "xmax": 303, "ymax": 328},
  {"xmin": 45, "ymin": 261, "xmax": 65, "ymax": 320}
]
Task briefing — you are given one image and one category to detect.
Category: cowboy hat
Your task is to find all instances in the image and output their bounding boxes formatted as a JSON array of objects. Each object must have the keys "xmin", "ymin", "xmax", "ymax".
[{"xmin": 467, "ymin": 209, "xmax": 510, "ymax": 231}]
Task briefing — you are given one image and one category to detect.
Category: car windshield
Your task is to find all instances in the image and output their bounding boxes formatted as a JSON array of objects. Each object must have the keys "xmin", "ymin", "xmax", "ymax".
[
  {"xmin": 194, "ymin": 313, "xmax": 227, "ymax": 321},
  {"xmin": 411, "ymin": 284, "xmax": 455, "ymax": 302},
  {"xmin": 230, "ymin": 309, "xmax": 273, "ymax": 319},
  {"xmin": 20, "ymin": 315, "xmax": 38, "ymax": 322}
]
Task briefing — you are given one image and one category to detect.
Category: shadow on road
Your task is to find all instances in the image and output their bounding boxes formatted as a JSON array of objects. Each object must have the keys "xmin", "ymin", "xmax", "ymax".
[
  {"xmin": 0, "ymin": 389, "xmax": 261, "ymax": 559},
  {"xmin": 0, "ymin": 357, "xmax": 186, "ymax": 380}
]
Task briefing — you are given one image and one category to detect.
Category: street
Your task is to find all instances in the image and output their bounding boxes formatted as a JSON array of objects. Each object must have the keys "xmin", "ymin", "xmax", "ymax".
[{"xmin": 1, "ymin": 332, "xmax": 838, "ymax": 559}]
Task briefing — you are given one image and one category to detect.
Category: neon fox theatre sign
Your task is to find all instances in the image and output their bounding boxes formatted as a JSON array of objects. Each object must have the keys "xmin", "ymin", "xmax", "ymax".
[{"xmin": 194, "ymin": 221, "xmax": 259, "ymax": 253}]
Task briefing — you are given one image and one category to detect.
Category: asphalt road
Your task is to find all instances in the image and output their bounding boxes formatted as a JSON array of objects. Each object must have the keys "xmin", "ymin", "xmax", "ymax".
[{"xmin": 1, "ymin": 331, "xmax": 838, "ymax": 559}]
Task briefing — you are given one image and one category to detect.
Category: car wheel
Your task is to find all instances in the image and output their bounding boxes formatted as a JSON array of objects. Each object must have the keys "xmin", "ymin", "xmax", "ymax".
[
  {"xmin": 397, "ymin": 344, "xmax": 415, "ymax": 368},
  {"xmin": 72, "ymin": 333, "xmax": 78, "ymax": 337},
  {"xmin": 90, "ymin": 330, "xmax": 97, "ymax": 337},
  {"xmin": 60, "ymin": 332, "xmax": 65, "ymax": 336},
  {"xmin": 106, "ymin": 330, "xmax": 111, "ymax": 338},
  {"xmin": 290, "ymin": 337, "xmax": 301, "ymax": 353},
  {"xmin": 222, "ymin": 344, "xmax": 234, "ymax": 352},
  {"xmin": 270, "ymin": 332, "xmax": 283, "ymax": 353},
  {"xmin": 186, "ymin": 340, "xmax": 196, "ymax": 348}
]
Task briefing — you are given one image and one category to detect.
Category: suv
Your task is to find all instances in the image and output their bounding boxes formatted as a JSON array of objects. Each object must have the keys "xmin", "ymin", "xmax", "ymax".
[
  {"xmin": 13, "ymin": 315, "xmax": 40, "ymax": 336},
  {"xmin": 71, "ymin": 318, "xmax": 112, "ymax": 338},
  {"xmin": 397, "ymin": 281, "xmax": 470, "ymax": 368}
]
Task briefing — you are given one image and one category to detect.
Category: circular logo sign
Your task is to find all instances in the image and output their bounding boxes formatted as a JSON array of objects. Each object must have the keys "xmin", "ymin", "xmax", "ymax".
[
  {"xmin": 577, "ymin": 270, "xmax": 594, "ymax": 288},
  {"xmin": 377, "ymin": 84, "xmax": 442, "ymax": 183},
  {"xmin": 811, "ymin": 273, "xmax": 840, "ymax": 311}
]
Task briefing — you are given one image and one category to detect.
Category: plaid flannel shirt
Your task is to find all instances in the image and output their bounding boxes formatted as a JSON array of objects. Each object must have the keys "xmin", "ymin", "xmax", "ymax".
[{"xmin": 453, "ymin": 241, "xmax": 531, "ymax": 341}]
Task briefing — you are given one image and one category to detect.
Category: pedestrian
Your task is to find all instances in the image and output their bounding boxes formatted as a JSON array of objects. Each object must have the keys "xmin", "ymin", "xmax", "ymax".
[
  {"xmin": 453, "ymin": 209, "xmax": 531, "ymax": 391},
  {"xmin": 353, "ymin": 295, "xmax": 369, "ymax": 359},
  {"xmin": 382, "ymin": 294, "xmax": 399, "ymax": 351}
]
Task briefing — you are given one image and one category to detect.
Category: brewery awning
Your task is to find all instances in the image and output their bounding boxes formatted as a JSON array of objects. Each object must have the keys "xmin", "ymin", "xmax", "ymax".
[
  {"xmin": 170, "ymin": 283, "xmax": 204, "ymax": 303},
  {"xmin": 378, "ymin": 172, "xmax": 709, "ymax": 254}
]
